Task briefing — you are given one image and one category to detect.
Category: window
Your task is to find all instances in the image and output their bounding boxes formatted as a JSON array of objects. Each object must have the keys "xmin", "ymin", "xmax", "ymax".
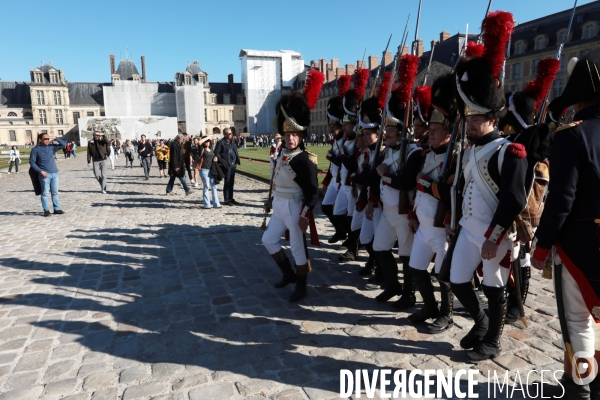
[
  {"xmin": 532, "ymin": 59, "xmax": 540, "ymax": 74},
  {"xmin": 584, "ymin": 24, "xmax": 596, "ymax": 39},
  {"xmin": 211, "ymin": 95, "xmax": 216, "ymax": 105},
  {"xmin": 224, "ymin": 94, "xmax": 230, "ymax": 104},
  {"xmin": 58, "ymin": 130, "xmax": 63, "ymax": 135},
  {"xmin": 535, "ymin": 36, "xmax": 546, "ymax": 50},
  {"xmin": 204, "ymin": 109, "xmax": 208, "ymax": 121},
  {"xmin": 73, "ymin": 112, "xmax": 80, "ymax": 123},
  {"xmin": 512, "ymin": 63, "xmax": 521, "ymax": 79},
  {"xmin": 39, "ymin": 110, "xmax": 47, "ymax": 124},
  {"xmin": 552, "ymin": 79, "xmax": 563, "ymax": 99},
  {"xmin": 100, "ymin": 112, "xmax": 105, "ymax": 116},
  {"xmin": 34, "ymin": 72, "xmax": 42, "ymax": 83},
  {"xmin": 560, "ymin": 54, "xmax": 567, "ymax": 71},
  {"xmin": 510, "ymin": 85, "xmax": 519, "ymax": 92},
  {"xmin": 53, "ymin": 91, "xmax": 61, "ymax": 105},
  {"xmin": 41, "ymin": 130, "xmax": 47, "ymax": 134},
  {"xmin": 87, "ymin": 111, "xmax": 94, "ymax": 117},
  {"xmin": 7, "ymin": 112, "xmax": 17, "ymax": 117},
  {"xmin": 580, "ymin": 49, "xmax": 591, "ymax": 58},
  {"xmin": 9, "ymin": 130, "xmax": 16, "ymax": 141},
  {"xmin": 237, "ymin": 94, "xmax": 243, "ymax": 104},
  {"xmin": 515, "ymin": 42, "xmax": 524, "ymax": 54},
  {"xmin": 36, "ymin": 91, "xmax": 45, "ymax": 105},
  {"xmin": 229, "ymin": 110, "xmax": 233, "ymax": 121},
  {"xmin": 24, "ymin": 112, "xmax": 32, "ymax": 118},
  {"xmin": 558, "ymin": 30, "xmax": 568, "ymax": 44},
  {"xmin": 55, "ymin": 110, "xmax": 63, "ymax": 124},
  {"xmin": 203, "ymin": 92, "xmax": 208, "ymax": 103},
  {"xmin": 213, "ymin": 110, "xmax": 219, "ymax": 121},
  {"xmin": 185, "ymin": 75, "xmax": 191, "ymax": 85},
  {"xmin": 26, "ymin": 130, "xmax": 32, "ymax": 141},
  {"xmin": 50, "ymin": 73, "xmax": 58, "ymax": 84}
]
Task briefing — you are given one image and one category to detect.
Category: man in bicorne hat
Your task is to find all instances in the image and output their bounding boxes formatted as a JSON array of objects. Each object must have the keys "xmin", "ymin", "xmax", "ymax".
[{"xmin": 532, "ymin": 50, "xmax": 600, "ymax": 397}]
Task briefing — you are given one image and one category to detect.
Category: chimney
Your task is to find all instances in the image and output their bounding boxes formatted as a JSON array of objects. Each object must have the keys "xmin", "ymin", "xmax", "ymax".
[
  {"xmin": 384, "ymin": 51, "xmax": 392, "ymax": 66},
  {"xmin": 331, "ymin": 58, "xmax": 339, "ymax": 71},
  {"xmin": 336, "ymin": 67, "xmax": 344, "ymax": 78},
  {"xmin": 415, "ymin": 39, "xmax": 424, "ymax": 57},
  {"xmin": 319, "ymin": 58, "xmax": 327, "ymax": 73},
  {"xmin": 228, "ymin": 73, "xmax": 234, "ymax": 96},
  {"xmin": 326, "ymin": 69, "xmax": 336, "ymax": 83},
  {"xmin": 400, "ymin": 45, "xmax": 409, "ymax": 56},
  {"xmin": 440, "ymin": 31, "xmax": 451, "ymax": 42},
  {"xmin": 356, "ymin": 60, "xmax": 366, "ymax": 69},
  {"xmin": 368, "ymin": 55, "xmax": 379, "ymax": 70},
  {"xmin": 310, "ymin": 60, "xmax": 317, "ymax": 69},
  {"xmin": 110, "ymin": 55, "xmax": 115, "ymax": 75},
  {"xmin": 326, "ymin": 62, "xmax": 332, "ymax": 71},
  {"xmin": 141, "ymin": 56, "xmax": 146, "ymax": 83},
  {"xmin": 431, "ymin": 39, "xmax": 439, "ymax": 50},
  {"xmin": 345, "ymin": 63, "xmax": 356, "ymax": 75}
]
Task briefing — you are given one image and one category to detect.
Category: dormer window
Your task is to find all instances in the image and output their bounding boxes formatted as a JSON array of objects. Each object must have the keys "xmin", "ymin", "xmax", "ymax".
[
  {"xmin": 534, "ymin": 36, "xmax": 546, "ymax": 50},
  {"xmin": 211, "ymin": 94, "xmax": 216, "ymax": 105},
  {"xmin": 185, "ymin": 75, "xmax": 191, "ymax": 85},
  {"xmin": 199, "ymin": 75, "xmax": 206, "ymax": 84},
  {"xmin": 34, "ymin": 72, "xmax": 42, "ymax": 83},
  {"xmin": 223, "ymin": 94, "xmax": 230, "ymax": 104},
  {"xmin": 237, "ymin": 94, "xmax": 243, "ymax": 104},
  {"xmin": 112, "ymin": 75, "xmax": 120, "ymax": 84},
  {"xmin": 584, "ymin": 23, "xmax": 597, "ymax": 39},
  {"xmin": 132, "ymin": 74, "xmax": 141, "ymax": 82},
  {"xmin": 515, "ymin": 41, "xmax": 524, "ymax": 55},
  {"xmin": 557, "ymin": 29, "xmax": 569, "ymax": 44},
  {"xmin": 50, "ymin": 73, "xmax": 58, "ymax": 84}
]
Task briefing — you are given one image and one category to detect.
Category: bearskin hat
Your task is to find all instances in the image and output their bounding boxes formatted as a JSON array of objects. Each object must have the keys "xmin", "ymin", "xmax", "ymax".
[
  {"xmin": 384, "ymin": 55, "xmax": 420, "ymax": 128},
  {"xmin": 413, "ymin": 86, "xmax": 432, "ymax": 127},
  {"xmin": 327, "ymin": 97, "xmax": 344, "ymax": 123},
  {"xmin": 454, "ymin": 11, "xmax": 514, "ymax": 119},
  {"xmin": 431, "ymin": 74, "xmax": 457, "ymax": 118},
  {"xmin": 359, "ymin": 97, "xmax": 382, "ymax": 130},
  {"xmin": 276, "ymin": 69, "xmax": 325, "ymax": 135},
  {"xmin": 342, "ymin": 68, "xmax": 370, "ymax": 124}
]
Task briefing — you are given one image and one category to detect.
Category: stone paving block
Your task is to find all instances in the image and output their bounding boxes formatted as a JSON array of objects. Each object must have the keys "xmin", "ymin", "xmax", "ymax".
[
  {"xmin": 0, "ymin": 338, "xmax": 27, "ymax": 352},
  {"xmin": 13, "ymin": 350, "xmax": 49, "ymax": 372},
  {"xmin": 122, "ymin": 382, "xmax": 168, "ymax": 400},
  {"xmin": 44, "ymin": 359, "xmax": 77, "ymax": 383},
  {"xmin": 152, "ymin": 362, "xmax": 184, "ymax": 378},
  {"xmin": 83, "ymin": 371, "xmax": 117, "ymax": 391},
  {"xmin": 42, "ymin": 377, "xmax": 78, "ymax": 398},
  {"xmin": 25, "ymin": 339, "xmax": 54, "ymax": 353},
  {"xmin": 90, "ymin": 388, "xmax": 119, "ymax": 400},
  {"xmin": 271, "ymin": 388, "xmax": 307, "ymax": 400},
  {"xmin": 171, "ymin": 374, "xmax": 209, "ymax": 391},
  {"xmin": 120, "ymin": 366, "xmax": 149, "ymax": 384},
  {"xmin": 61, "ymin": 394, "xmax": 90, "ymax": 400},
  {"xmin": 0, "ymin": 386, "xmax": 44, "ymax": 400},
  {"xmin": 494, "ymin": 354, "xmax": 530, "ymax": 371},
  {"xmin": 78, "ymin": 362, "xmax": 107, "ymax": 377},
  {"xmin": 236, "ymin": 378, "xmax": 280, "ymax": 397},
  {"xmin": 5, "ymin": 371, "xmax": 40, "ymax": 390},
  {"xmin": 188, "ymin": 383, "xmax": 237, "ymax": 400},
  {"xmin": 52, "ymin": 343, "xmax": 82, "ymax": 359}
]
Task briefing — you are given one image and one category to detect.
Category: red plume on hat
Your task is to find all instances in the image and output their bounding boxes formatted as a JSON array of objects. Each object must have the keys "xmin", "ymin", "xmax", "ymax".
[
  {"xmin": 337, "ymin": 74, "xmax": 351, "ymax": 100},
  {"xmin": 377, "ymin": 71, "xmax": 391, "ymax": 109},
  {"xmin": 413, "ymin": 86, "xmax": 432, "ymax": 118},
  {"xmin": 353, "ymin": 67, "xmax": 370, "ymax": 101},
  {"xmin": 304, "ymin": 69, "xmax": 325, "ymax": 110},
  {"xmin": 481, "ymin": 11, "xmax": 515, "ymax": 78},
  {"xmin": 394, "ymin": 54, "xmax": 420, "ymax": 105},
  {"xmin": 465, "ymin": 41, "xmax": 484, "ymax": 58},
  {"xmin": 523, "ymin": 58, "xmax": 560, "ymax": 111}
]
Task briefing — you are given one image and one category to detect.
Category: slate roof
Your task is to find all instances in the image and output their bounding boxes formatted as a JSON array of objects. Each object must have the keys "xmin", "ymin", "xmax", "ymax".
[
  {"xmin": 209, "ymin": 82, "xmax": 244, "ymax": 104},
  {"xmin": 0, "ymin": 81, "xmax": 31, "ymax": 106},
  {"xmin": 186, "ymin": 63, "xmax": 202, "ymax": 76},
  {"xmin": 30, "ymin": 64, "xmax": 64, "ymax": 85},
  {"xmin": 67, "ymin": 82, "xmax": 105, "ymax": 106},
  {"xmin": 417, "ymin": 33, "xmax": 479, "ymax": 74},
  {"xmin": 115, "ymin": 59, "xmax": 140, "ymax": 80}
]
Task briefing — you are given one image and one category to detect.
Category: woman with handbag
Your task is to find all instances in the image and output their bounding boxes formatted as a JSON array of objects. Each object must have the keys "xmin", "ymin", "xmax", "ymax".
[
  {"xmin": 198, "ymin": 136, "xmax": 221, "ymax": 209},
  {"xmin": 8, "ymin": 146, "xmax": 20, "ymax": 173},
  {"xmin": 155, "ymin": 140, "xmax": 169, "ymax": 178}
]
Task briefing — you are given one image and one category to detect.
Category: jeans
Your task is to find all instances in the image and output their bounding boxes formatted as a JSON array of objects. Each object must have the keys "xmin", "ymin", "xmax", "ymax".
[
  {"xmin": 71, "ymin": 150, "xmax": 76, "ymax": 157},
  {"xmin": 223, "ymin": 165, "xmax": 237, "ymax": 202},
  {"xmin": 200, "ymin": 169, "xmax": 220, "ymax": 208},
  {"xmin": 8, "ymin": 160, "xmax": 18, "ymax": 173},
  {"xmin": 39, "ymin": 172, "xmax": 60, "ymax": 211},
  {"xmin": 166, "ymin": 175, "xmax": 190, "ymax": 193},
  {"xmin": 93, "ymin": 160, "xmax": 107, "ymax": 190},
  {"xmin": 141, "ymin": 157, "xmax": 151, "ymax": 178}
]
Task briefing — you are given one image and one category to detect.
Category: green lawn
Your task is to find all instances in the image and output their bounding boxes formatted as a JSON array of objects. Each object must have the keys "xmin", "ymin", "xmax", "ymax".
[
  {"xmin": 0, "ymin": 147, "xmax": 87, "ymax": 171},
  {"xmin": 237, "ymin": 160, "xmax": 272, "ymax": 183},
  {"xmin": 238, "ymin": 144, "xmax": 331, "ymax": 172}
]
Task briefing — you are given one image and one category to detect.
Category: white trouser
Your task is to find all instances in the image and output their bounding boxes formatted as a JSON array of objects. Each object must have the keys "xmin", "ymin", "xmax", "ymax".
[
  {"xmin": 322, "ymin": 180, "xmax": 339, "ymax": 206},
  {"xmin": 333, "ymin": 185, "xmax": 355, "ymax": 217},
  {"xmin": 373, "ymin": 207, "xmax": 414, "ymax": 256},
  {"xmin": 559, "ymin": 263, "xmax": 600, "ymax": 358},
  {"xmin": 351, "ymin": 207, "xmax": 364, "ymax": 232},
  {"xmin": 262, "ymin": 196, "xmax": 306, "ymax": 265},
  {"xmin": 410, "ymin": 218, "xmax": 448, "ymax": 274},
  {"xmin": 449, "ymin": 226, "xmax": 511, "ymax": 287},
  {"xmin": 360, "ymin": 207, "xmax": 382, "ymax": 245}
]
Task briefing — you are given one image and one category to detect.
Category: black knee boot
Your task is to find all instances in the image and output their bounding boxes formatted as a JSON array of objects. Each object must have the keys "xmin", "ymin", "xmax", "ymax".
[
  {"xmin": 467, "ymin": 285, "xmax": 507, "ymax": 361},
  {"xmin": 328, "ymin": 214, "xmax": 348, "ymax": 244},
  {"xmin": 340, "ymin": 229, "xmax": 361, "ymax": 262},
  {"xmin": 561, "ymin": 375, "xmax": 591, "ymax": 400},
  {"xmin": 289, "ymin": 264, "xmax": 308, "ymax": 302},
  {"xmin": 340, "ymin": 216, "xmax": 353, "ymax": 249},
  {"xmin": 590, "ymin": 360, "xmax": 600, "ymax": 400},
  {"xmin": 427, "ymin": 281, "xmax": 454, "ymax": 334},
  {"xmin": 271, "ymin": 249, "xmax": 297, "ymax": 289},
  {"xmin": 359, "ymin": 241, "xmax": 375, "ymax": 276},
  {"xmin": 408, "ymin": 267, "xmax": 439, "ymax": 323},
  {"xmin": 374, "ymin": 250, "xmax": 402, "ymax": 302},
  {"xmin": 392, "ymin": 257, "xmax": 416, "ymax": 310},
  {"xmin": 506, "ymin": 266, "xmax": 530, "ymax": 323},
  {"xmin": 451, "ymin": 282, "xmax": 489, "ymax": 349}
]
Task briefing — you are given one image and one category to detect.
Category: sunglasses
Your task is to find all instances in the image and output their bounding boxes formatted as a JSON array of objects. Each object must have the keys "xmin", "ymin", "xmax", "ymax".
[{"xmin": 41, "ymin": 138, "xmax": 50, "ymax": 141}]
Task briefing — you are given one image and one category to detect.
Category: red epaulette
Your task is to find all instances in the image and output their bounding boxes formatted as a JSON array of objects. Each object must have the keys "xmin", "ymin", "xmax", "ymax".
[{"xmin": 507, "ymin": 143, "xmax": 526, "ymax": 158}]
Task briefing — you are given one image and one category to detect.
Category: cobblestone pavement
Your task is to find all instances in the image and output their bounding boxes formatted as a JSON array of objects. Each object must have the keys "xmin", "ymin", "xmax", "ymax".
[{"xmin": 0, "ymin": 157, "xmax": 565, "ymax": 400}]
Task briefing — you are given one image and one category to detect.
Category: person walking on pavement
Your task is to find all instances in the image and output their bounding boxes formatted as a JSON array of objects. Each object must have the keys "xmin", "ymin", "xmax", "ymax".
[
  {"xmin": 155, "ymin": 139, "xmax": 169, "ymax": 178},
  {"xmin": 138, "ymin": 134, "xmax": 153, "ymax": 180},
  {"xmin": 87, "ymin": 132, "xmax": 109, "ymax": 194},
  {"xmin": 8, "ymin": 145, "xmax": 20, "ymax": 173},
  {"xmin": 70, "ymin": 142, "xmax": 77, "ymax": 158},
  {"xmin": 124, "ymin": 140, "xmax": 134, "ymax": 168},
  {"xmin": 166, "ymin": 134, "xmax": 192, "ymax": 196},
  {"xmin": 29, "ymin": 133, "xmax": 67, "ymax": 217},
  {"xmin": 107, "ymin": 140, "xmax": 116, "ymax": 170},
  {"xmin": 214, "ymin": 128, "xmax": 240, "ymax": 205},
  {"xmin": 198, "ymin": 136, "xmax": 221, "ymax": 209}
]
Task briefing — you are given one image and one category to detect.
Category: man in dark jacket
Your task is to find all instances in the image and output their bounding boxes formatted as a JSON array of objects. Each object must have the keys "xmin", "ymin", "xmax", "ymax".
[
  {"xmin": 214, "ymin": 128, "xmax": 240, "ymax": 205},
  {"xmin": 29, "ymin": 133, "xmax": 67, "ymax": 217},
  {"xmin": 166, "ymin": 134, "xmax": 192, "ymax": 196},
  {"xmin": 87, "ymin": 132, "xmax": 109, "ymax": 193}
]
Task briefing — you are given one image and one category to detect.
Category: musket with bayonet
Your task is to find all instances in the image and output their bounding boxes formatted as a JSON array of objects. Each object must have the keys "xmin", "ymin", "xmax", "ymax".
[
  {"xmin": 537, "ymin": 0, "xmax": 578, "ymax": 123},
  {"xmin": 422, "ymin": 43, "xmax": 436, "ymax": 86}
]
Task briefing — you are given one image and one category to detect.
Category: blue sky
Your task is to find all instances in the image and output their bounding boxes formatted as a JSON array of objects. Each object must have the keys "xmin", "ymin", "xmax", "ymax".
[{"xmin": 0, "ymin": 0, "xmax": 589, "ymax": 84}]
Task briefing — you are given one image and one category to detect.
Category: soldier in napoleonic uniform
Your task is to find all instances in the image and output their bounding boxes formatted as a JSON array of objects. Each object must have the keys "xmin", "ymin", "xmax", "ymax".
[
  {"xmin": 413, "ymin": 86, "xmax": 431, "ymax": 150},
  {"xmin": 532, "ymin": 50, "xmax": 600, "ymax": 397},
  {"xmin": 448, "ymin": 11, "xmax": 528, "ymax": 362},
  {"xmin": 322, "ymin": 76, "xmax": 351, "ymax": 244},
  {"xmin": 262, "ymin": 72, "xmax": 323, "ymax": 303}
]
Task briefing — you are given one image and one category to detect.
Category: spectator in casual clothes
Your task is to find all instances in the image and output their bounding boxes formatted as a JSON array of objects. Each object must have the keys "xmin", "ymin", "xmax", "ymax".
[
  {"xmin": 166, "ymin": 134, "xmax": 192, "ymax": 196},
  {"xmin": 181, "ymin": 133, "xmax": 194, "ymax": 183},
  {"xmin": 71, "ymin": 142, "xmax": 77, "ymax": 158},
  {"xmin": 87, "ymin": 132, "xmax": 109, "ymax": 193},
  {"xmin": 8, "ymin": 145, "xmax": 20, "ymax": 173},
  {"xmin": 29, "ymin": 133, "xmax": 67, "ymax": 217},
  {"xmin": 155, "ymin": 140, "xmax": 169, "ymax": 178},
  {"xmin": 198, "ymin": 136, "xmax": 221, "ymax": 209},
  {"xmin": 138, "ymin": 134, "xmax": 153, "ymax": 180},
  {"xmin": 269, "ymin": 134, "xmax": 282, "ymax": 177},
  {"xmin": 191, "ymin": 137, "xmax": 201, "ymax": 187},
  {"xmin": 124, "ymin": 140, "xmax": 134, "ymax": 168},
  {"xmin": 214, "ymin": 128, "xmax": 240, "ymax": 205}
]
